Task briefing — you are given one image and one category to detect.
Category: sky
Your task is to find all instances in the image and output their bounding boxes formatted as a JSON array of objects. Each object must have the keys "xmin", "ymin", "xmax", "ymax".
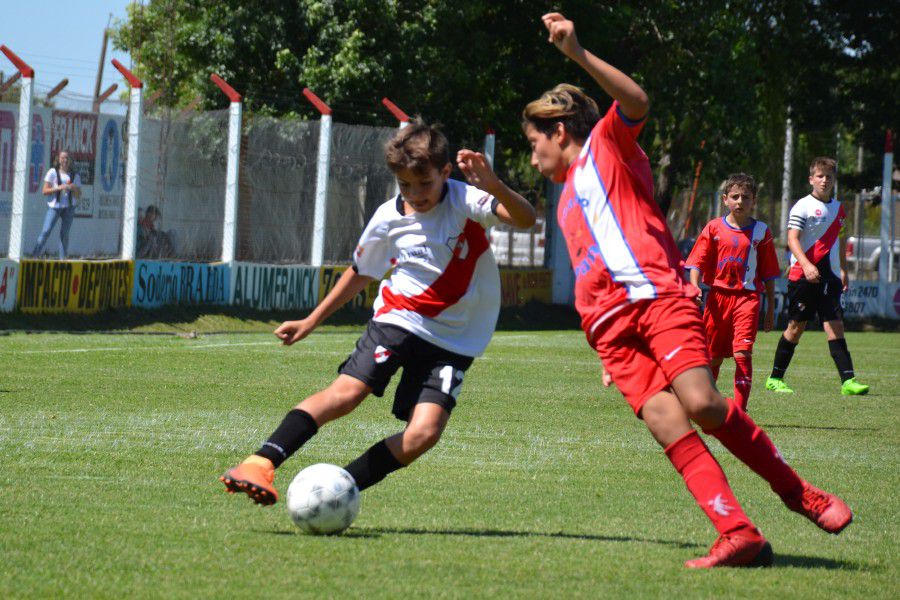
[{"xmin": 2, "ymin": 0, "xmax": 133, "ymax": 113}]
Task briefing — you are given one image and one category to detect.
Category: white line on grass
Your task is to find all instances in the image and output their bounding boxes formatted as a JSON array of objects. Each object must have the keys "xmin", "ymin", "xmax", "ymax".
[{"xmin": 2, "ymin": 341, "xmax": 275, "ymax": 354}]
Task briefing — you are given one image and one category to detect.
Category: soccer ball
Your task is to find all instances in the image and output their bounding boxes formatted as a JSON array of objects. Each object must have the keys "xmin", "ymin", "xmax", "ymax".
[{"xmin": 286, "ymin": 463, "xmax": 360, "ymax": 535}]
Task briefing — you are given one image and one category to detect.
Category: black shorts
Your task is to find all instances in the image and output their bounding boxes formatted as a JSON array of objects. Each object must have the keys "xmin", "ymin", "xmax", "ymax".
[
  {"xmin": 786, "ymin": 277, "xmax": 843, "ymax": 323},
  {"xmin": 338, "ymin": 321, "xmax": 474, "ymax": 421}
]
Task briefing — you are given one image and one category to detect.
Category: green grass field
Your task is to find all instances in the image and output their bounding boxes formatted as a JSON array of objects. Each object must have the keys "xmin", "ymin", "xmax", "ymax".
[{"xmin": 1, "ymin": 327, "xmax": 897, "ymax": 598}]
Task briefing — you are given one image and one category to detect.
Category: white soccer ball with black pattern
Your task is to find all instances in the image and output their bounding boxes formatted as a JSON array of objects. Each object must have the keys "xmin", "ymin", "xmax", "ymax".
[{"xmin": 286, "ymin": 463, "xmax": 360, "ymax": 535}]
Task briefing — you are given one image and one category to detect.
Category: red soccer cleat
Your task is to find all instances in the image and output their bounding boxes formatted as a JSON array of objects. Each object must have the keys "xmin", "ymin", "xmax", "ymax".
[
  {"xmin": 220, "ymin": 462, "xmax": 279, "ymax": 506},
  {"xmin": 685, "ymin": 528, "xmax": 774, "ymax": 569},
  {"xmin": 782, "ymin": 482, "xmax": 853, "ymax": 534}
]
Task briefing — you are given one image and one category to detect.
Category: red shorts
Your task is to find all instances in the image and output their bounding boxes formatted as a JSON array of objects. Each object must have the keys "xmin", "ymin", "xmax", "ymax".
[
  {"xmin": 703, "ymin": 289, "xmax": 760, "ymax": 358},
  {"xmin": 589, "ymin": 296, "xmax": 710, "ymax": 418}
]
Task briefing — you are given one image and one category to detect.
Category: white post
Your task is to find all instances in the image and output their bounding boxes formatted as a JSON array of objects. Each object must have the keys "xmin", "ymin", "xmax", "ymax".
[
  {"xmin": 120, "ymin": 86, "xmax": 143, "ymax": 260},
  {"xmin": 834, "ymin": 130, "xmax": 841, "ymax": 199},
  {"xmin": 7, "ymin": 75, "xmax": 32, "ymax": 261},
  {"xmin": 221, "ymin": 100, "xmax": 241, "ymax": 263},
  {"xmin": 879, "ymin": 131, "xmax": 894, "ymax": 284},
  {"xmin": 546, "ymin": 181, "xmax": 573, "ymax": 304},
  {"xmin": 310, "ymin": 113, "xmax": 332, "ymax": 267},
  {"xmin": 484, "ymin": 129, "xmax": 496, "ymax": 168},
  {"xmin": 391, "ymin": 119, "xmax": 410, "ymax": 199},
  {"xmin": 779, "ymin": 113, "xmax": 794, "ymax": 243}
]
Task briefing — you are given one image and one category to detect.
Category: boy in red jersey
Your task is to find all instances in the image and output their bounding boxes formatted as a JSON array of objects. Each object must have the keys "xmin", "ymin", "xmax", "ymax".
[
  {"xmin": 686, "ymin": 174, "xmax": 779, "ymax": 411},
  {"xmin": 523, "ymin": 13, "xmax": 852, "ymax": 568}
]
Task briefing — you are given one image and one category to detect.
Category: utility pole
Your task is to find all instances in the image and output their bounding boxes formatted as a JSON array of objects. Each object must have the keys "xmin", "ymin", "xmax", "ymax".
[
  {"xmin": 835, "ymin": 129, "xmax": 841, "ymax": 199},
  {"xmin": 92, "ymin": 15, "xmax": 112, "ymax": 112},
  {"xmin": 779, "ymin": 109, "xmax": 794, "ymax": 243}
]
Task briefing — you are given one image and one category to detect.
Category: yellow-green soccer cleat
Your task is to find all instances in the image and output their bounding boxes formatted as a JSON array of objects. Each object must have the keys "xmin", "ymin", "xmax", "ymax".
[
  {"xmin": 765, "ymin": 377, "xmax": 794, "ymax": 394},
  {"xmin": 840, "ymin": 378, "xmax": 870, "ymax": 396}
]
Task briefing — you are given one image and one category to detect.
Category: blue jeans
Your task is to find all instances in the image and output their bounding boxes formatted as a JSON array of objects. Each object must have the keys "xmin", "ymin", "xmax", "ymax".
[{"xmin": 32, "ymin": 205, "xmax": 76, "ymax": 259}]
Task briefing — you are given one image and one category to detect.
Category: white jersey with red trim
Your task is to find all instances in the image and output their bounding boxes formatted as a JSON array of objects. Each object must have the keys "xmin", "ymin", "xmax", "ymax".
[
  {"xmin": 787, "ymin": 194, "xmax": 846, "ymax": 281},
  {"xmin": 352, "ymin": 178, "xmax": 502, "ymax": 357}
]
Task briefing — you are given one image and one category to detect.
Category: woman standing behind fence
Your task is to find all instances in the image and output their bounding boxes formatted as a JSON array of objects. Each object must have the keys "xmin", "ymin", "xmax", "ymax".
[{"xmin": 31, "ymin": 150, "xmax": 81, "ymax": 259}]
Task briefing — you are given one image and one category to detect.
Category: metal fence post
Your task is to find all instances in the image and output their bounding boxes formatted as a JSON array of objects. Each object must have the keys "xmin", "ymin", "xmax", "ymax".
[
  {"xmin": 112, "ymin": 59, "xmax": 143, "ymax": 261},
  {"xmin": 303, "ymin": 88, "xmax": 332, "ymax": 267},
  {"xmin": 211, "ymin": 74, "xmax": 242, "ymax": 264},
  {"xmin": 1, "ymin": 45, "xmax": 34, "ymax": 261}
]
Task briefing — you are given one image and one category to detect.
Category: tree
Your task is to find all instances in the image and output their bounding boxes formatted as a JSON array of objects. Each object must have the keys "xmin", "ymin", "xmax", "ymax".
[{"xmin": 112, "ymin": 1, "xmax": 894, "ymax": 218}]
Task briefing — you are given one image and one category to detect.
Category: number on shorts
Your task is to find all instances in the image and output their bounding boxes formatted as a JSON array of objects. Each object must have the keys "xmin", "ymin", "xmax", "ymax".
[{"xmin": 438, "ymin": 365, "xmax": 464, "ymax": 400}]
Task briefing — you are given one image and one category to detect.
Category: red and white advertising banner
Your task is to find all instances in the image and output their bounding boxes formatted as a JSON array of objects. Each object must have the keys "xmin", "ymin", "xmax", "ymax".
[{"xmin": 0, "ymin": 103, "xmax": 125, "ymax": 258}]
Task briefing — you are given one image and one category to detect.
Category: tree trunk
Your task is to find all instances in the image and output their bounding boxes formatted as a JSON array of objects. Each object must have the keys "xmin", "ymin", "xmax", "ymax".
[{"xmin": 655, "ymin": 147, "xmax": 675, "ymax": 217}]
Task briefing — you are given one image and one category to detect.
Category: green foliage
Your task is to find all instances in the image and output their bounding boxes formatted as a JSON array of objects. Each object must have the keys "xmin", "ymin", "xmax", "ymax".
[{"xmin": 111, "ymin": 1, "xmax": 895, "ymax": 214}]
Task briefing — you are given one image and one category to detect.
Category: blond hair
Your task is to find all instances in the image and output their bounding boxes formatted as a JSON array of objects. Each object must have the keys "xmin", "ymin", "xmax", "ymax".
[{"xmin": 522, "ymin": 84, "xmax": 600, "ymax": 140}]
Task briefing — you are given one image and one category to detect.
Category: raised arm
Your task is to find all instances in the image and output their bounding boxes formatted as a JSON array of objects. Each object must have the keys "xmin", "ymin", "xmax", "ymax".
[
  {"xmin": 456, "ymin": 149, "xmax": 536, "ymax": 229},
  {"xmin": 275, "ymin": 267, "xmax": 373, "ymax": 345},
  {"xmin": 541, "ymin": 12, "xmax": 649, "ymax": 121}
]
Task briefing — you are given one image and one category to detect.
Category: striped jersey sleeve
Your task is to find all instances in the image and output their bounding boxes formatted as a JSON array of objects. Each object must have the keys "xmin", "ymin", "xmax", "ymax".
[{"xmin": 787, "ymin": 201, "xmax": 808, "ymax": 231}]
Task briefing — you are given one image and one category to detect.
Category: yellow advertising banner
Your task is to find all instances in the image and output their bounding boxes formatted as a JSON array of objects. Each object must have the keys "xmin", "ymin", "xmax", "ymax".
[
  {"xmin": 317, "ymin": 266, "xmax": 552, "ymax": 310},
  {"xmin": 17, "ymin": 260, "xmax": 134, "ymax": 313},
  {"xmin": 499, "ymin": 269, "xmax": 553, "ymax": 306},
  {"xmin": 318, "ymin": 266, "xmax": 382, "ymax": 309}
]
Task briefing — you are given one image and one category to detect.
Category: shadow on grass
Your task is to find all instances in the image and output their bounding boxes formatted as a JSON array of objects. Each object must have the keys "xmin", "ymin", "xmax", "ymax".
[
  {"xmin": 1, "ymin": 302, "xmax": 582, "ymax": 334},
  {"xmin": 256, "ymin": 528, "xmax": 380, "ymax": 539},
  {"xmin": 258, "ymin": 527, "xmax": 876, "ymax": 571},
  {"xmin": 775, "ymin": 553, "xmax": 875, "ymax": 571},
  {"xmin": 759, "ymin": 423, "xmax": 879, "ymax": 432},
  {"xmin": 353, "ymin": 525, "xmax": 702, "ymax": 548},
  {"xmin": 258, "ymin": 525, "xmax": 699, "ymax": 547}
]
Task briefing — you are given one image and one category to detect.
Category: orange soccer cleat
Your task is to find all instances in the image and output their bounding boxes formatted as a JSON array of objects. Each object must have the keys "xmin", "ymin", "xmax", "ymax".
[
  {"xmin": 220, "ymin": 461, "xmax": 279, "ymax": 506},
  {"xmin": 685, "ymin": 528, "xmax": 774, "ymax": 569},
  {"xmin": 782, "ymin": 482, "xmax": 853, "ymax": 534}
]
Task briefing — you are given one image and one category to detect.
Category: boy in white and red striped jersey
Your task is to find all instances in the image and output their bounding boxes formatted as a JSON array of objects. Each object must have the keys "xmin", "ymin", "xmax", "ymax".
[
  {"xmin": 765, "ymin": 157, "xmax": 869, "ymax": 396},
  {"xmin": 686, "ymin": 174, "xmax": 780, "ymax": 411},
  {"xmin": 221, "ymin": 120, "xmax": 536, "ymax": 505}
]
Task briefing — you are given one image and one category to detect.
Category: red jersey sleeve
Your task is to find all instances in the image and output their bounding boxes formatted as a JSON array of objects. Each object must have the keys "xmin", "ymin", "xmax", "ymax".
[
  {"xmin": 593, "ymin": 100, "xmax": 647, "ymax": 162},
  {"xmin": 756, "ymin": 227, "xmax": 781, "ymax": 281},
  {"xmin": 685, "ymin": 223, "xmax": 715, "ymax": 284}
]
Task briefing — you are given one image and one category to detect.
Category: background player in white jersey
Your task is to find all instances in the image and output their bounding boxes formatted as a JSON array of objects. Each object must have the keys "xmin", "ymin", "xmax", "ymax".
[
  {"xmin": 765, "ymin": 156, "xmax": 869, "ymax": 395},
  {"xmin": 221, "ymin": 120, "xmax": 536, "ymax": 505}
]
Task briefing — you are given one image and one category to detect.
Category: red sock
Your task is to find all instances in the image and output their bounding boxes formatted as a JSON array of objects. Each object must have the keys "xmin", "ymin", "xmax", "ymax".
[
  {"xmin": 665, "ymin": 429, "xmax": 755, "ymax": 535},
  {"xmin": 711, "ymin": 362, "xmax": 721, "ymax": 381},
  {"xmin": 704, "ymin": 399, "xmax": 804, "ymax": 497},
  {"xmin": 734, "ymin": 355, "xmax": 752, "ymax": 411}
]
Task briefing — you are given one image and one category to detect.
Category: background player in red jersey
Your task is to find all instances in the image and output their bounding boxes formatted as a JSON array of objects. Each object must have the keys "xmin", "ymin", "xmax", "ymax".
[
  {"xmin": 523, "ymin": 12, "xmax": 852, "ymax": 568},
  {"xmin": 686, "ymin": 174, "xmax": 780, "ymax": 411}
]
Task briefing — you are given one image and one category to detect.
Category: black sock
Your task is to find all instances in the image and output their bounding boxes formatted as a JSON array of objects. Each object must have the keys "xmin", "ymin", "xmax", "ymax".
[
  {"xmin": 254, "ymin": 409, "xmax": 319, "ymax": 468},
  {"xmin": 771, "ymin": 335, "xmax": 798, "ymax": 379},
  {"xmin": 343, "ymin": 439, "xmax": 404, "ymax": 491},
  {"xmin": 828, "ymin": 338, "xmax": 855, "ymax": 382}
]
